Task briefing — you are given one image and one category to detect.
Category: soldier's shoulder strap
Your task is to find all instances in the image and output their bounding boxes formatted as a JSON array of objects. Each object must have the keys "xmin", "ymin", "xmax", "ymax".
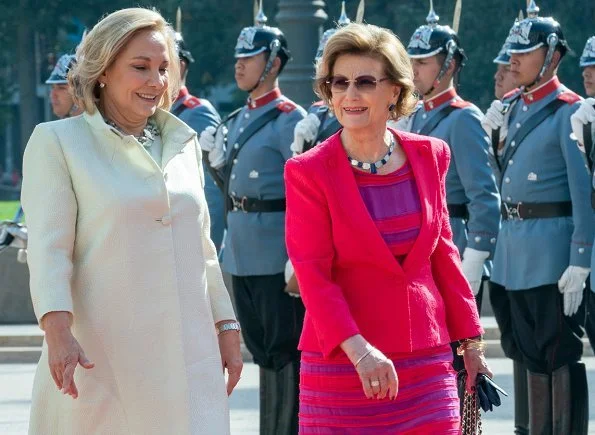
[
  {"xmin": 314, "ymin": 117, "xmax": 342, "ymax": 146},
  {"xmin": 498, "ymin": 97, "xmax": 566, "ymax": 188},
  {"xmin": 222, "ymin": 105, "xmax": 284, "ymax": 216},
  {"xmin": 418, "ymin": 104, "xmax": 457, "ymax": 136},
  {"xmin": 556, "ymin": 90, "xmax": 581, "ymax": 105}
]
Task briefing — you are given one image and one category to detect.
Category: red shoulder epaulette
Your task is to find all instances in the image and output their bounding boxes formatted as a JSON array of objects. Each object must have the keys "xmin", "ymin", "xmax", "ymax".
[
  {"xmin": 557, "ymin": 91, "xmax": 581, "ymax": 105},
  {"xmin": 311, "ymin": 100, "xmax": 325, "ymax": 107},
  {"xmin": 503, "ymin": 88, "xmax": 521, "ymax": 100},
  {"xmin": 450, "ymin": 99, "xmax": 472, "ymax": 109},
  {"xmin": 276, "ymin": 100, "xmax": 297, "ymax": 113},
  {"xmin": 183, "ymin": 96, "xmax": 202, "ymax": 109}
]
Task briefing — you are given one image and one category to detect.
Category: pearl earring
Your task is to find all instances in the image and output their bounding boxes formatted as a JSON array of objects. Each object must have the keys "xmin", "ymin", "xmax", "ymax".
[{"xmin": 99, "ymin": 83, "xmax": 105, "ymax": 88}]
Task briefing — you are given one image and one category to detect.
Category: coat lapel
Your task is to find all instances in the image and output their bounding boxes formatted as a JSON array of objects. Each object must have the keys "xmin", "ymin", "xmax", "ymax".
[
  {"xmin": 398, "ymin": 133, "xmax": 437, "ymax": 271},
  {"xmin": 326, "ymin": 131, "xmax": 438, "ymax": 275}
]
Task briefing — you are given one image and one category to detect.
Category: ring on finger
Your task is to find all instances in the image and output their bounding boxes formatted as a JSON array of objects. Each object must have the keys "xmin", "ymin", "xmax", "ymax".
[{"xmin": 370, "ymin": 380, "xmax": 380, "ymax": 387}]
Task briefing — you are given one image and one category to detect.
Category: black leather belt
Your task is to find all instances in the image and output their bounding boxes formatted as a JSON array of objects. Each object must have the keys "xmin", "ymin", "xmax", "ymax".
[
  {"xmin": 447, "ymin": 203, "xmax": 469, "ymax": 220},
  {"xmin": 228, "ymin": 195, "xmax": 286, "ymax": 213},
  {"xmin": 501, "ymin": 201, "xmax": 572, "ymax": 220}
]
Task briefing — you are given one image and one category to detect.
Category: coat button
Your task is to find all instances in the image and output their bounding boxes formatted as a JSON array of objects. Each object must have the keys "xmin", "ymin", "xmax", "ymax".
[
  {"xmin": 234, "ymin": 143, "xmax": 239, "ymax": 149},
  {"xmin": 490, "ymin": 238, "xmax": 496, "ymax": 244},
  {"xmin": 508, "ymin": 159, "xmax": 514, "ymax": 165},
  {"xmin": 511, "ymin": 141, "xmax": 516, "ymax": 147},
  {"xmin": 160, "ymin": 215, "xmax": 171, "ymax": 226},
  {"xmin": 515, "ymin": 122, "xmax": 521, "ymax": 128},
  {"xmin": 506, "ymin": 196, "xmax": 512, "ymax": 202},
  {"xmin": 474, "ymin": 236, "xmax": 481, "ymax": 243},
  {"xmin": 231, "ymin": 174, "xmax": 236, "ymax": 180},
  {"xmin": 233, "ymin": 159, "xmax": 238, "ymax": 165},
  {"xmin": 244, "ymin": 113, "xmax": 250, "ymax": 119},
  {"xmin": 239, "ymin": 127, "xmax": 244, "ymax": 133},
  {"xmin": 579, "ymin": 248, "xmax": 585, "ymax": 254},
  {"xmin": 522, "ymin": 106, "xmax": 528, "ymax": 112},
  {"xmin": 504, "ymin": 177, "xmax": 511, "ymax": 183}
]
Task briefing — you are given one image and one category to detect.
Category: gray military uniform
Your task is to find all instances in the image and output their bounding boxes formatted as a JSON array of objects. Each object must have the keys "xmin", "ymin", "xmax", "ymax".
[{"xmin": 221, "ymin": 88, "xmax": 306, "ymax": 276}]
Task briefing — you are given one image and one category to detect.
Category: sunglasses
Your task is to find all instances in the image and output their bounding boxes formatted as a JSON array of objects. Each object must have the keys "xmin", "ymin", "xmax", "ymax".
[{"xmin": 325, "ymin": 75, "xmax": 390, "ymax": 93}]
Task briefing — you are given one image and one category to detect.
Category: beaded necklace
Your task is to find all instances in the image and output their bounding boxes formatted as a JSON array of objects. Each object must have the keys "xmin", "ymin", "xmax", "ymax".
[{"xmin": 346, "ymin": 133, "xmax": 396, "ymax": 174}]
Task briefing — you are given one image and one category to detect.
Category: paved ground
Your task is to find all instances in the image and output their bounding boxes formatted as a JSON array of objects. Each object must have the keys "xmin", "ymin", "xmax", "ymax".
[{"xmin": 2, "ymin": 357, "xmax": 595, "ymax": 434}]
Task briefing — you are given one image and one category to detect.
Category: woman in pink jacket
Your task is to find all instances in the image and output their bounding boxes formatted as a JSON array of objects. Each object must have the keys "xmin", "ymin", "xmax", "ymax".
[{"xmin": 285, "ymin": 23, "xmax": 491, "ymax": 433}]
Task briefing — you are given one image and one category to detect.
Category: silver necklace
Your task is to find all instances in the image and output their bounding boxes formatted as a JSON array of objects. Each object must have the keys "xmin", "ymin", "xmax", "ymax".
[
  {"xmin": 105, "ymin": 118, "xmax": 160, "ymax": 148},
  {"xmin": 347, "ymin": 134, "xmax": 396, "ymax": 174}
]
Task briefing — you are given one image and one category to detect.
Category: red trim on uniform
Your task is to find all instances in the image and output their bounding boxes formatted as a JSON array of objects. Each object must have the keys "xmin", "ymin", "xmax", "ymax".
[
  {"xmin": 557, "ymin": 91, "xmax": 581, "ymax": 105},
  {"xmin": 522, "ymin": 77, "xmax": 561, "ymax": 105},
  {"xmin": 312, "ymin": 100, "xmax": 325, "ymax": 107},
  {"xmin": 247, "ymin": 88, "xmax": 282, "ymax": 109},
  {"xmin": 450, "ymin": 99, "xmax": 472, "ymax": 109},
  {"xmin": 183, "ymin": 96, "xmax": 201, "ymax": 108},
  {"xmin": 503, "ymin": 88, "xmax": 521, "ymax": 100},
  {"xmin": 276, "ymin": 101, "xmax": 297, "ymax": 113},
  {"xmin": 423, "ymin": 88, "xmax": 458, "ymax": 111},
  {"xmin": 175, "ymin": 86, "xmax": 190, "ymax": 102}
]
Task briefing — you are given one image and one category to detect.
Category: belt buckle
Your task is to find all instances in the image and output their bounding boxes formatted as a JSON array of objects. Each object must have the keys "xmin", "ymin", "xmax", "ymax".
[
  {"xmin": 506, "ymin": 202, "xmax": 523, "ymax": 221},
  {"xmin": 232, "ymin": 196, "xmax": 248, "ymax": 213}
]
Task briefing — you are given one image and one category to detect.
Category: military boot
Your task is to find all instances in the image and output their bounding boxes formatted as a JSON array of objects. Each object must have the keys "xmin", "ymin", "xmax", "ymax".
[
  {"xmin": 513, "ymin": 361, "xmax": 529, "ymax": 435},
  {"xmin": 528, "ymin": 371, "xmax": 552, "ymax": 435}
]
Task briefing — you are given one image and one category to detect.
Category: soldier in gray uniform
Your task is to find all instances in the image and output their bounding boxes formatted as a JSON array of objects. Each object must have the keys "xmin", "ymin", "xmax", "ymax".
[
  {"xmin": 290, "ymin": 1, "xmax": 355, "ymax": 156},
  {"xmin": 45, "ymin": 54, "xmax": 83, "ymax": 119},
  {"xmin": 487, "ymin": 20, "xmax": 531, "ymax": 435},
  {"xmin": 482, "ymin": 2, "xmax": 592, "ymax": 432},
  {"xmin": 398, "ymin": 2, "xmax": 501, "ymax": 375},
  {"xmin": 170, "ymin": 30, "xmax": 225, "ymax": 252},
  {"xmin": 571, "ymin": 35, "xmax": 595, "ymax": 353},
  {"xmin": 199, "ymin": 6, "xmax": 306, "ymax": 435}
]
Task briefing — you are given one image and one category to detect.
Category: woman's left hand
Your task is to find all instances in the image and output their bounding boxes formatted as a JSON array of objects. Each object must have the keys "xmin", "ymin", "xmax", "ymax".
[
  {"xmin": 462, "ymin": 348, "xmax": 493, "ymax": 393},
  {"xmin": 218, "ymin": 330, "xmax": 243, "ymax": 395}
]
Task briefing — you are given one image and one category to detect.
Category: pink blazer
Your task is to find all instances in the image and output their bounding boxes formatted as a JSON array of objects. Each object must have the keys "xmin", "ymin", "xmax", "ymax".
[{"xmin": 285, "ymin": 129, "xmax": 482, "ymax": 358}]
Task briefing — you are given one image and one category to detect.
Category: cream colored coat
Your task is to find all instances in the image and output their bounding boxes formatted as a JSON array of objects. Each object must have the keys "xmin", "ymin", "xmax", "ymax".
[{"xmin": 21, "ymin": 108, "xmax": 236, "ymax": 435}]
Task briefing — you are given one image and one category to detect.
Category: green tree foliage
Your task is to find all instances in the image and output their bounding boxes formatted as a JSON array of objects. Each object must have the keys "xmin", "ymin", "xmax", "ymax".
[{"xmin": 325, "ymin": 0, "xmax": 594, "ymax": 109}]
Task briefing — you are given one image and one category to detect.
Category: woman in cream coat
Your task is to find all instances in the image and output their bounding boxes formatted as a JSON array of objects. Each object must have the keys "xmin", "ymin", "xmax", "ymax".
[{"xmin": 21, "ymin": 8, "xmax": 242, "ymax": 435}]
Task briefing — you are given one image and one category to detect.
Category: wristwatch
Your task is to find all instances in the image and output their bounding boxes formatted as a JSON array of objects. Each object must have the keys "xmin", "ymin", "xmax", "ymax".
[{"xmin": 216, "ymin": 321, "xmax": 241, "ymax": 335}]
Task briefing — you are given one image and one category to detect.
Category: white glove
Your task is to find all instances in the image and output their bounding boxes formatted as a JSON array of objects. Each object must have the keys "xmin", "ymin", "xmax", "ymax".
[
  {"xmin": 199, "ymin": 125, "xmax": 227, "ymax": 169},
  {"xmin": 558, "ymin": 265, "xmax": 590, "ymax": 316},
  {"xmin": 284, "ymin": 259, "xmax": 294, "ymax": 284},
  {"xmin": 461, "ymin": 247, "xmax": 490, "ymax": 296},
  {"xmin": 570, "ymin": 98, "xmax": 595, "ymax": 148},
  {"xmin": 481, "ymin": 100, "xmax": 509, "ymax": 141},
  {"xmin": 290, "ymin": 114, "xmax": 321, "ymax": 155}
]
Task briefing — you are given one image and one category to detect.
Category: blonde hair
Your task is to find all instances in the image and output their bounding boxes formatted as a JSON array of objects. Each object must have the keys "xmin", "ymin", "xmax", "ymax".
[
  {"xmin": 69, "ymin": 8, "xmax": 180, "ymax": 113},
  {"xmin": 315, "ymin": 23, "xmax": 417, "ymax": 120}
]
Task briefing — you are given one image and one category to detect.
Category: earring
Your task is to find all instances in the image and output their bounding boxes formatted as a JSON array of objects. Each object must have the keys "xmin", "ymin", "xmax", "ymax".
[
  {"xmin": 388, "ymin": 103, "xmax": 396, "ymax": 112},
  {"xmin": 99, "ymin": 82, "xmax": 105, "ymax": 88}
]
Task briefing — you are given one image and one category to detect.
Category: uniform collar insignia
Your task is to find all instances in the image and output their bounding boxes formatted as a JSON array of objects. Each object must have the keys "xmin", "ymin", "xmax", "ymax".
[
  {"xmin": 247, "ymin": 87, "xmax": 282, "ymax": 109},
  {"xmin": 423, "ymin": 87, "xmax": 457, "ymax": 111},
  {"xmin": 522, "ymin": 76, "xmax": 561, "ymax": 104},
  {"xmin": 175, "ymin": 86, "xmax": 190, "ymax": 102}
]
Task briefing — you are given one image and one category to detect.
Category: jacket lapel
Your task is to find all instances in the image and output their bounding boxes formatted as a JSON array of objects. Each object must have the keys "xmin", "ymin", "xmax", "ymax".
[
  {"xmin": 398, "ymin": 134, "xmax": 437, "ymax": 271},
  {"xmin": 155, "ymin": 109, "xmax": 196, "ymax": 169},
  {"xmin": 326, "ymin": 131, "xmax": 438, "ymax": 275}
]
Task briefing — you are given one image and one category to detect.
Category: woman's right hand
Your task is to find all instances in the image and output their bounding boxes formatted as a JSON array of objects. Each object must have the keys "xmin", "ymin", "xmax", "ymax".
[
  {"xmin": 355, "ymin": 347, "xmax": 399, "ymax": 400},
  {"xmin": 42, "ymin": 312, "xmax": 94, "ymax": 399},
  {"xmin": 341, "ymin": 335, "xmax": 399, "ymax": 400}
]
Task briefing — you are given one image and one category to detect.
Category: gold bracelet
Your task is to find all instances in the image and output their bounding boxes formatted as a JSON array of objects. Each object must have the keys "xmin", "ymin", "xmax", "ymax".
[{"xmin": 456, "ymin": 339, "xmax": 486, "ymax": 356}]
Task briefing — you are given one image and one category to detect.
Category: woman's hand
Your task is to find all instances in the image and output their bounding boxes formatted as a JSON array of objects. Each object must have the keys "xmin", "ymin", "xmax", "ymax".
[
  {"xmin": 42, "ymin": 312, "xmax": 94, "ymax": 399},
  {"xmin": 463, "ymin": 348, "xmax": 493, "ymax": 393},
  {"xmin": 217, "ymin": 325, "xmax": 243, "ymax": 396},
  {"xmin": 341, "ymin": 335, "xmax": 398, "ymax": 400},
  {"xmin": 355, "ymin": 347, "xmax": 399, "ymax": 400}
]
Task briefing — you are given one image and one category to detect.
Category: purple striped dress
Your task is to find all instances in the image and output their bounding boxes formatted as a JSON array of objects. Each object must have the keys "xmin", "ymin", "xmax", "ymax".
[{"xmin": 298, "ymin": 163, "xmax": 460, "ymax": 434}]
